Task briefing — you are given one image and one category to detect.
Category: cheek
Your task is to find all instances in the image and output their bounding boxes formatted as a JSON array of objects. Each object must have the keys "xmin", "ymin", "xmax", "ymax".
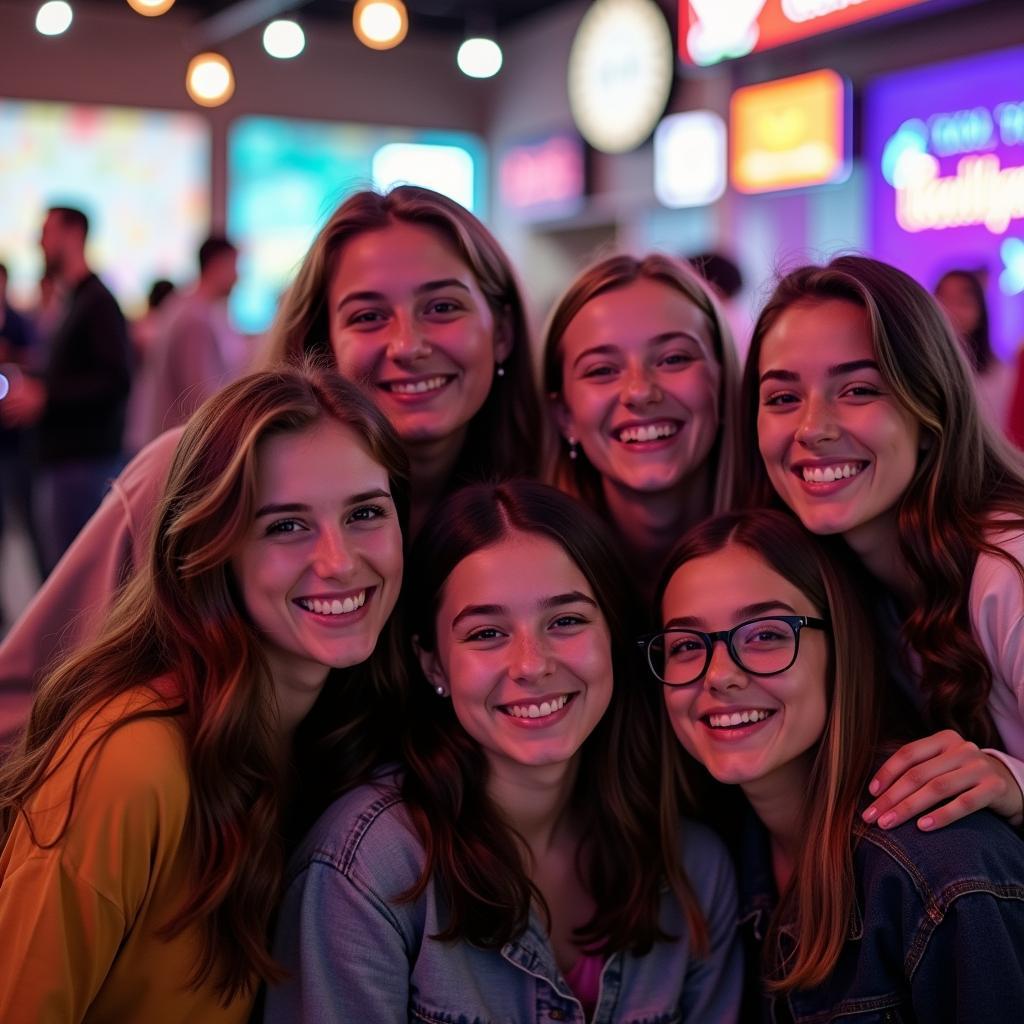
[
  {"xmin": 663, "ymin": 692, "xmax": 700, "ymax": 755},
  {"xmin": 329, "ymin": 330, "xmax": 373, "ymax": 378}
]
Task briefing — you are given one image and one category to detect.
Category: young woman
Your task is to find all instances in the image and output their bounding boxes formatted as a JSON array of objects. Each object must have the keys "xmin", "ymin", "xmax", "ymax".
[
  {"xmin": 543, "ymin": 254, "xmax": 740, "ymax": 590},
  {"xmin": 650, "ymin": 510, "xmax": 1024, "ymax": 1021},
  {"xmin": 934, "ymin": 268, "xmax": 1013, "ymax": 432},
  {"xmin": 0, "ymin": 183, "xmax": 541, "ymax": 750},
  {"xmin": 742, "ymin": 255, "xmax": 1024, "ymax": 833},
  {"xmin": 266, "ymin": 481, "xmax": 741, "ymax": 1024},
  {"xmin": 0, "ymin": 365, "xmax": 407, "ymax": 1021}
]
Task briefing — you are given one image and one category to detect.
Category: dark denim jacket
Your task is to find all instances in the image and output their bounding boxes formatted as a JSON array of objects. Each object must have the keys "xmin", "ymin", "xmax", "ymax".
[
  {"xmin": 738, "ymin": 807, "xmax": 1024, "ymax": 1023},
  {"xmin": 265, "ymin": 774, "xmax": 742, "ymax": 1023}
]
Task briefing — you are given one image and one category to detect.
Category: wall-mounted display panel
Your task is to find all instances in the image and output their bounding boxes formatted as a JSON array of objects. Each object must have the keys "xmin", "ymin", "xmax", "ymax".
[
  {"xmin": 0, "ymin": 98, "xmax": 209, "ymax": 315},
  {"xmin": 681, "ymin": 0, "xmax": 937, "ymax": 66},
  {"xmin": 499, "ymin": 133, "xmax": 585, "ymax": 221},
  {"xmin": 730, "ymin": 69, "xmax": 850, "ymax": 194},
  {"xmin": 654, "ymin": 110, "xmax": 727, "ymax": 208},
  {"xmin": 227, "ymin": 116, "xmax": 485, "ymax": 333}
]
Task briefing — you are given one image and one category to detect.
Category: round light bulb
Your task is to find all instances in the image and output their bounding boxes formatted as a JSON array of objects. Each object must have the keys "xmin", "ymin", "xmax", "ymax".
[
  {"xmin": 353, "ymin": 0, "xmax": 408, "ymax": 50},
  {"xmin": 457, "ymin": 37, "xmax": 502, "ymax": 79},
  {"xmin": 185, "ymin": 52, "xmax": 235, "ymax": 108},
  {"xmin": 125, "ymin": 0, "xmax": 175, "ymax": 16},
  {"xmin": 263, "ymin": 19, "xmax": 305, "ymax": 59},
  {"xmin": 36, "ymin": 1, "xmax": 73, "ymax": 35}
]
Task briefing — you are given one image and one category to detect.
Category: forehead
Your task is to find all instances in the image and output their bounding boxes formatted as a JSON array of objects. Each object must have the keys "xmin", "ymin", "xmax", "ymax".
[
  {"xmin": 438, "ymin": 532, "xmax": 594, "ymax": 611},
  {"xmin": 562, "ymin": 278, "xmax": 711, "ymax": 352},
  {"xmin": 662, "ymin": 543, "xmax": 816, "ymax": 623},
  {"xmin": 331, "ymin": 220, "xmax": 473, "ymax": 286},
  {"xmin": 254, "ymin": 420, "xmax": 387, "ymax": 499},
  {"xmin": 759, "ymin": 299, "xmax": 874, "ymax": 371}
]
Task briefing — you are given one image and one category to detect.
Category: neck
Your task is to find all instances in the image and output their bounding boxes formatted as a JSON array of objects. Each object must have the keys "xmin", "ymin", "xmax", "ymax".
[
  {"xmin": 405, "ymin": 429, "xmax": 466, "ymax": 539},
  {"xmin": 266, "ymin": 655, "xmax": 331, "ymax": 764},
  {"xmin": 487, "ymin": 757, "xmax": 579, "ymax": 857},
  {"xmin": 60, "ymin": 254, "xmax": 91, "ymax": 288},
  {"xmin": 741, "ymin": 754, "xmax": 812, "ymax": 891},
  {"xmin": 195, "ymin": 278, "xmax": 224, "ymax": 303},
  {"xmin": 601, "ymin": 467, "xmax": 712, "ymax": 586},
  {"xmin": 843, "ymin": 512, "xmax": 917, "ymax": 604}
]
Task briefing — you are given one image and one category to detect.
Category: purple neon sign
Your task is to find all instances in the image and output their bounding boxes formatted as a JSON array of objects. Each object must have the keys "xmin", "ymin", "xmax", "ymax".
[{"xmin": 865, "ymin": 46, "xmax": 1024, "ymax": 357}]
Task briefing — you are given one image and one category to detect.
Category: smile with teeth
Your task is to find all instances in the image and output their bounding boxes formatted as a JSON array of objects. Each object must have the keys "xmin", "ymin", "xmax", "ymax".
[
  {"xmin": 800, "ymin": 462, "xmax": 865, "ymax": 483},
  {"xmin": 500, "ymin": 694, "xmax": 574, "ymax": 719},
  {"xmin": 704, "ymin": 708, "xmax": 776, "ymax": 729},
  {"xmin": 296, "ymin": 590, "xmax": 367, "ymax": 616},
  {"xmin": 615, "ymin": 421, "xmax": 679, "ymax": 444},
  {"xmin": 383, "ymin": 375, "xmax": 451, "ymax": 395}
]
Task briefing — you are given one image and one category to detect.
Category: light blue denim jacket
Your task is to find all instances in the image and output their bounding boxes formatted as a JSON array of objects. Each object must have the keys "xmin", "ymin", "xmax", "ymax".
[{"xmin": 265, "ymin": 774, "xmax": 742, "ymax": 1023}]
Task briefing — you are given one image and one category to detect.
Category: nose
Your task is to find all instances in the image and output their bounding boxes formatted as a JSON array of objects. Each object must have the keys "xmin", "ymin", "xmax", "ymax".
[
  {"xmin": 703, "ymin": 639, "xmax": 748, "ymax": 693},
  {"xmin": 621, "ymin": 360, "xmax": 661, "ymax": 408},
  {"xmin": 312, "ymin": 526, "xmax": 356, "ymax": 581},
  {"xmin": 385, "ymin": 314, "xmax": 431, "ymax": 363},
  {"xmin": 508, "ymin": 630, "xmax": 554, "ymax": 684},
  {"xmin": 795, "ymin": 393, "xmax": 838, "ymax": 447}
]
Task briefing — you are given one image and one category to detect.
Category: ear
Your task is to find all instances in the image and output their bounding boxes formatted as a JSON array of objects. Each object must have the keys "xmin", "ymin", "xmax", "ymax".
[
  {"xmin": 548, "ymin": 391, "xmax": 576, "ymax": 442},
  {"xmin": 412, "ymin": 635, "xmax": 449, "ymax": 695},
  {"xmin": 493, "ymin": 304, "xmax": 515, "ymax": 366}
]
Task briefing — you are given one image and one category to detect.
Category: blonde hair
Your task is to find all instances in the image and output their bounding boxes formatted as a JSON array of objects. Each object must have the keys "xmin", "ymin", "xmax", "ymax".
[{"xmin": 541, "ymin": 252, "xmax": 741, "ymax": 517}]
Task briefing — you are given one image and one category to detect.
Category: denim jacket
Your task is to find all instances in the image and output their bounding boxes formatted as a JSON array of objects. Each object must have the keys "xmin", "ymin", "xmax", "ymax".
[
  {"xmin": 738, "ymin": 806, "xmax": 1024, "ymax": 1023},
  {"xmin": 265, "ymin": 774, "xmax": 742, "ymax": 1023}
]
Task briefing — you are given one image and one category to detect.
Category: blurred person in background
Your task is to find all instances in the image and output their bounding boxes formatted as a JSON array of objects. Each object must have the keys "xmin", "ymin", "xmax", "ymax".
[
  {"xmin": 133, "ymin": 238, "xmax": 245, "ymax": 449},
  {"xmin": 123, "ymin": 278, "xmax": 176, "ymax": 456},
  {"xmin": 934, "ymin": 268, "xmax": 1015, "ymax": 433},
  {"xmin": 0, "ymin": 206, "xmax": 131, "ymax": 574},
  {"xmin": 0, "ymin": 262, "xmax": 47, "ymax": 622},
  {"xmin": 689, "ymin": 252, "xmax": 753, "ymax": 364}
]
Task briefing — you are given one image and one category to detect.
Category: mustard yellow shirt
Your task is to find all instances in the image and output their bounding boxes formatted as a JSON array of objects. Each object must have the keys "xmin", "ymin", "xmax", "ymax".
[{"xmin": 0, "ymin": 686, "xmax": 254, "ymax": 1023}]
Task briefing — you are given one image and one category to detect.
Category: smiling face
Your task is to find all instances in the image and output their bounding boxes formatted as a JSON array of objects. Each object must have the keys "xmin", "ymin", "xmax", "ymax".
[
  {"xmin": 232, "ymin": 420, "xmax": 403, "ymax": 704},
  {"xmin": 756, "ymin": 299, "xmax": 921, "ymax": 551},
  {"xmin": 419, "ymin": 532, "xmax": 613, "ymax": 776},
  {"xmin": 557, "ymin": 278, "xmax": 722, "ymax": 496},
  {"xmin": 660, "ymin": 542, "xmax": 828, "ymax": 794},
  {"xmin": 327, "ymin": 220, "xmax": 509, "ymax": 452}
]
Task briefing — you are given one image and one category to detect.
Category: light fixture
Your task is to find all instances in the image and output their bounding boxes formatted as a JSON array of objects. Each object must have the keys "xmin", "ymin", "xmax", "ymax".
[
  {"xmin": 185, "ymin": 52, "xmax": 235, "ymax": 108},
  {"xmin": 353, "ymin": 0, "xmax": 408, "ymax": 51},
  {"xmin": 125, "ymin": 0, "xmax": 175, "ymax": 16},
  {"xmin": 36, "ymin": 1, "xmax": 73, "ymax": 35},
  {"xmin": 263, "ymin": 19, "xmax": 305, "ymax": 59},
  {"xmin": 457, "ymin": 37, "xmax": 502, "ymax": 79}
]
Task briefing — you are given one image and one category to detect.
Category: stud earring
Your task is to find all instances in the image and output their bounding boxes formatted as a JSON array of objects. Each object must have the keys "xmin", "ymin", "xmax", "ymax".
[
  {"xmin": 568, "ymin": 436, "xmax": 579, "ymax": 461},
  {"xmin": 496, "ymin": 363, "xmax": 506, "ymax": 378},
  {"xmin": 435, "ymin": 685, "xmax": 447, "ymax": 697}
]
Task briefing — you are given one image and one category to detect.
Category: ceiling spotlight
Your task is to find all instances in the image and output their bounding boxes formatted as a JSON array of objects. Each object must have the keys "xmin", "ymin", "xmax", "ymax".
[
  {"xmin": 125, "ymin": 0, "xmax": 175, "ymax": 15},
  {"xmin": 263, "ymin": 19, "xmax": 305, "ymax": 59},
  {"xmin": 36, "ymin": 1, "xmax": 73, "ymax": 35},
  {"xmin": 185, "ymin": 52, "xmax": 235, "ymax": 108},
  {"xmin": 457, "ymin": 37, "xmax": 502, "ymax": 79},
  {"xmin": 353, "ymin": 0, "xmax": 408, "ymax": 51}
]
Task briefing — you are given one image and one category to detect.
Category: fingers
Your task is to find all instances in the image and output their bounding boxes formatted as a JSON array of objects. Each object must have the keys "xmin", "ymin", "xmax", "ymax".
[
  {"xmin": 866, "ymin": 730, "xmax": 963, "ymax": 798},
  {"xmin": 914, "ymin": 782, "xmax": 1004, "ymax": 831},
  {"xmin": 863, "ymin": 756, "xmax": 989, "ymax": 829}
]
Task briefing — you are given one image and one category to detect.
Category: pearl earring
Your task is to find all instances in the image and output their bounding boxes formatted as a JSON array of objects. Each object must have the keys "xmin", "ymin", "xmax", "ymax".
[
  {"xmin": 435, "ymin": 685, "xmax": 447, "ymax": 697},
  {"xmin": 568, "ymin": 436, "xmax": 579, "ymax": 461},
  {"xmin": 496, "ymin": 363, "xmax": 506, "ymax": 377}
]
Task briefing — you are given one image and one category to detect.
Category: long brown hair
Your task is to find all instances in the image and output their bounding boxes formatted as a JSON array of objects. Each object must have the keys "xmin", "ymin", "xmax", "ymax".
[
  {"xmin": 262, "ymin": 184, "xmax": 542, "ymax": 482},
  {"xmin": 402, "ymin": 480, "xmax": 708, "ymax": 956},
  {"xmin": 741, "ymin": 255, "xmax": 1024, "ymax": 748},
  {"xmin": 542, "ymin": 252, "xmax": 741, "ymax": 517},
  {"xmin": 0, "ymin": 364, "xmax": 409, "ymax": 1002},
  {"xmin": 655, "ymin": 510, "xmax": 881, "ymax": 990}
]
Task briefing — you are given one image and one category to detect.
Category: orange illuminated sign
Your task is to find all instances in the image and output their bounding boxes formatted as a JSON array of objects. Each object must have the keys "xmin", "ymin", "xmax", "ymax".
[
  {"xmin": 730, "ymin": 69, "xmax": 850, "ymax": 193},
  {"xmin": 683, "ymin": 0, "xmax": 935, "ymax": 66}
]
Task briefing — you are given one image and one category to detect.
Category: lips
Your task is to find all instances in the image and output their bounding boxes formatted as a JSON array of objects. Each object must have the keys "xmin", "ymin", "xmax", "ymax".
[
  {"xmin": 295, "ymin": 587, "xmax": 371, "ymax": 617},
  {"xmin": 496, "ymin": 692, "xmax": 577, "ymax": 720},
  {"xmin": 612, "ymin": 420, "xmax": 681, "ymax": 444},
  {"xmin": 378, "ymin": 374, "xmax": 454, "ymax": 396},
  {"xmin": 702, "ymin": 708, "xmax": 776, "ymax": 729}
]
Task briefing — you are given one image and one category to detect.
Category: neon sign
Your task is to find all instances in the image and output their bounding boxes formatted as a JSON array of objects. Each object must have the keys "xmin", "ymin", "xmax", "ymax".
[
  {"xmin": 681, "ymin": 0, "xmax": 935, "ymax": 66},
  {"xmin": 654, "ymin": 111, "xmax": 727, "ymax": 208},
  {"xmin": 499, "ymin": 134, "xmax": 585, "ymax": 219}
]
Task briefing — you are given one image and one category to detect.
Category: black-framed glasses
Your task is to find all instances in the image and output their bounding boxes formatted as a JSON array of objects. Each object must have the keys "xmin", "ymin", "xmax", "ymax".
[{"xmin": 637, "ymin": 616, "xmax": 829, "ymax": 687}]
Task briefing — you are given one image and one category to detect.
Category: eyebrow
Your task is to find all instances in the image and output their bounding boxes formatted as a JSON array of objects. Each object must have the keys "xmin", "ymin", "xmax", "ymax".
[
  {"xmin": 336, "ymin": 279, "xmax": 471, "ymax": 311},
  {"xmin": 450, "ymin": 590, "xmax": 598, "ymax": 630},
  {"xmin": 759, "ymin": 359, "xmax": 880, "ymax": 385},
  {"xmin": 254, "ymin": 489, "xmax": 392, "ymax": 518},
  {"xmin": 664, "ymin": 600, "xmax": 798, "ymax": 629},
  {"xmin": 571, "ymin": 331, "xmax": 705, "ymax": 370}
]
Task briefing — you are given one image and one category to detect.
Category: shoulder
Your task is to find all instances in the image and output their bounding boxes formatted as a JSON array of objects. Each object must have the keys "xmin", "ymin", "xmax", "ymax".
[
  {"xmin": 970, "ymin": 520, "xmax": 1024, "ymax": 632},
  {"xmin": 116, "ymin": 427, "xmax": 182, "ymax": 505},
  {"xmin": 286, "ymin": 770, "xmax": 425, "ymax": 895},
  {"xmin": 856, "ymin": 812, "xmax": 1024, "ymax": 906}
]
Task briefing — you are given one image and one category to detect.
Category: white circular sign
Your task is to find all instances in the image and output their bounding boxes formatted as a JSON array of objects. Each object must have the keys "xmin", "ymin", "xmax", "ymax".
[{"xmin": 568, "ymin": 0, "xmax": 675, "ymax": 155}]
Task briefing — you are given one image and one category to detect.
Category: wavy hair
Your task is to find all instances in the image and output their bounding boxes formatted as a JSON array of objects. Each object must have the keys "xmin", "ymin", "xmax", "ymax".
[
  {"xmin": 0, "ymin": 364, "xmax": 409, "ymax": 1002},
  {"xmin": 740, "ymin": 255, "xmax": 1024, "ymax": 748},
  {"xmin": 401, "ymin": 480, "xmax": 708, "ymax": 956},
  {"xmin": 655, "ymin": 510, "xmax": 882, "ymax": 990},
  {"xmin": 262, "ymin": 184, "xmax": 542, "ymax": 482},
  {"xmin": 542, "ymin": 252, "xmax": 741, "ymax": 518}
]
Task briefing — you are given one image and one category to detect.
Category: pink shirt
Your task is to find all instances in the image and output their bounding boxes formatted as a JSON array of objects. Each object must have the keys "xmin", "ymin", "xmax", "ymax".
[{"xmin": 563, "ymin": 952, "xmax": 605, "ymax": 1020}]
